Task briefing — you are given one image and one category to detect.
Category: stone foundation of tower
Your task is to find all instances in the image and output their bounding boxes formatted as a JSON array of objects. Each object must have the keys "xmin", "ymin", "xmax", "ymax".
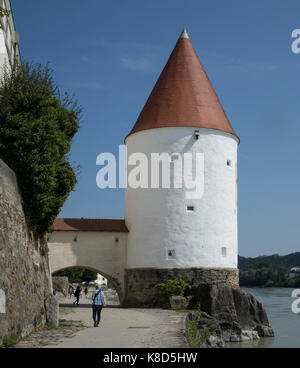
[{"xmin": 123, "ymin": 267, "xmax": 239, "ymax": 307}]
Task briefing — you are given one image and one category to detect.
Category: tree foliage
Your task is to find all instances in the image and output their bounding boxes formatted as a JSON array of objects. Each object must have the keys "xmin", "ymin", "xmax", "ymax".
[
  {"xmin": 53, "ymin": 267, "xmax": 97, "ymax": 284},
  {"xmin": 0, "ymin": 61, "xmax": 81, "ymax": 236},
  {"xmin": 252, "ymin": 259, "xmax": 273, "ymax": 269},
  {"xmin": 238, "ymin": 252, "xmax": 300, "ymax": 271},
  {"xmin": 239, "ymin": 267, "xmax": 300, "ymax": 287},
  {"xmin": 238, "ymin": 252, "xmax": 300, "ymax": 287}
]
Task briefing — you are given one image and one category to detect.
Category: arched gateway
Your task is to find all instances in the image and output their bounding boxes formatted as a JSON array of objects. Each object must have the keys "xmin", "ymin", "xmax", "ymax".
[{"xmin": 48, "ymin": 218, "xmax": 128, "ymax": 304}]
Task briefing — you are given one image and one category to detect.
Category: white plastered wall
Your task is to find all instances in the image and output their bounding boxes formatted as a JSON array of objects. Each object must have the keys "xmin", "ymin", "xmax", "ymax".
[
  {"xmin": 48, "ymin": 231, "xmax": 127, "ymax": 301},
  {"xmin": 125, "ymin": 127, "xmax": 238, "ymax": 269}
]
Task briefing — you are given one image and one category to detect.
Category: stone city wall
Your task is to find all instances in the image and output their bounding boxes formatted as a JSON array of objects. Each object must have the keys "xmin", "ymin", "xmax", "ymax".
[{"xmin": 0, "ymin": 159, "xmax": 54, "ymax": 344}]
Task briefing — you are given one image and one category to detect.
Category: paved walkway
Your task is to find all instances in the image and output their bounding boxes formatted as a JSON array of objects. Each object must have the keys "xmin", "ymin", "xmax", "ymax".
[{"xmin": 15, "ymin": 296, "xmax": 187, "ymax": 348}]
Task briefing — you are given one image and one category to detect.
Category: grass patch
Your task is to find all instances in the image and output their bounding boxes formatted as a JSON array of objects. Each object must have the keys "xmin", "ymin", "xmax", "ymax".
[
  {"xmin": 174, "ymin": 307, "xmax": 190, "ymax": 312},
  {"xmin": 1, "ymin": 333, "xmax": 21, "ymax": 348},
  {"xmin": 183, "ymin": 305, "xmax": 218, "ymax": 348}
]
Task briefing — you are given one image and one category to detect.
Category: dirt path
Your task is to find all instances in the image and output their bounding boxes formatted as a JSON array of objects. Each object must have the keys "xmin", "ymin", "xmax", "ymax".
[{"xmin": 15, "ymin": 296, "xmax": 187, "ymax": 348}]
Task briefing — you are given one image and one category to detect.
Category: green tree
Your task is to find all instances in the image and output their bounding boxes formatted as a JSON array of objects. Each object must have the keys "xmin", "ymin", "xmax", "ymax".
[
  {"xmin": 53, "ymin": 267, "xmax": 97, "ymax": 283},
  {"xmin": 0, "ymin": 61, "xmax": 81, "ymax": 236},
  {"xmin": 253, "ymin": 259, "xmax": 273, "ymax": 269}
]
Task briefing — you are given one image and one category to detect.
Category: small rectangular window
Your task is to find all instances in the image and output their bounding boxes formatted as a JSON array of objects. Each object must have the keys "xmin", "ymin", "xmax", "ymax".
[
  {"xmin": 171, "ymin": 154, "xmax": 179, "ymax": 161},
  {"xmin": 167, "ymin": 249, "xmax": 176, "ymax": 260},
  {"xmin": 227, "ymin": 160, "xmax": 232, "ymax": 167},
  {"xmin": 222, "ymin": 247, "xmax": 227, "ymax": 257},
  {"xmin": 187, "ymin": 206, "xmax": 195, "ymax": 212}
]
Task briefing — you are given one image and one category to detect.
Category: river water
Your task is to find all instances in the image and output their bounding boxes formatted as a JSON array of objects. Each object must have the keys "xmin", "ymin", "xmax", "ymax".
[{"xmin": 225, "ymin": 287, "xmax": 300, "ymax": 348}]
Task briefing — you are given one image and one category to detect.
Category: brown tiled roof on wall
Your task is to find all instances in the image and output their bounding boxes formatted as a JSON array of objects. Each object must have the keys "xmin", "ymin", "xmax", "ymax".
[{"xmin": 53, "ymin": 218, "xmax": 129, "ymax": 232}]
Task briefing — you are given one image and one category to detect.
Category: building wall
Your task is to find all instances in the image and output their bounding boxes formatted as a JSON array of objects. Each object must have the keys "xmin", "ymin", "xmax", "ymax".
[
  {"xmin": 125, "ymin": 127, "xmax": 238, "ymax": 269},
  {"xmin": 0, "ymin": 0, "xmax": 20, "ymax": 73},
  {"xmin": 48, "ymin": 231, "xmax": 128, "ymax": 302},
  {"xmin": 0, "ymin": 159, "xmax": 52, "ymax": 344}
]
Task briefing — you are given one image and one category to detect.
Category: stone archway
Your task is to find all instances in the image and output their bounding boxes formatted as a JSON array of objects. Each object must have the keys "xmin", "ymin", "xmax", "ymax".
[
  {"xmin": 52, "ymin": 265, "xmax": 123, "ymax": 303},
  {"xmin": 48, "ymin": 232, "xmax": 127, "ymax": 305}
]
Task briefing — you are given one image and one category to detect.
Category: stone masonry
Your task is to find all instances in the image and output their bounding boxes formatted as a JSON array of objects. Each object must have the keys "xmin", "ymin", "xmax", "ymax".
[
  {"xmin": 124, "ymin": 267, "xmax": 239, "ymax": 307},
  {"xmin": 0, "ymin": 159, "xmax": 54, "ymax": 344},
  {"xmin": 52, "ymin": 276, "xmax": 69, "ymax": 297}
]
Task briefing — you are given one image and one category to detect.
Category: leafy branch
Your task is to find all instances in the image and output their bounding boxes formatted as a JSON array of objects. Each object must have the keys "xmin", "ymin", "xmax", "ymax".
[{"xmin": 0, "ymin": 6, "xmax": 10, "ymax": 18}]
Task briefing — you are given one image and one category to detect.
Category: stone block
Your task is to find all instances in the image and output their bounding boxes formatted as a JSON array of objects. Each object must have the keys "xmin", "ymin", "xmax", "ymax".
[
  {"xmin": 47, "ymin": 294, "xmax": 59, "ymax": 328},
  {"xmin": 52, "ymin": 276, "xmax": 69, "ymax": 296},
  {"xmin": 169, "ymin": 296, "xmax": 188, "ymax": 309},
  {"xmin": 0, "ymin": 289, "xmax": 6, "ymax": 314}
]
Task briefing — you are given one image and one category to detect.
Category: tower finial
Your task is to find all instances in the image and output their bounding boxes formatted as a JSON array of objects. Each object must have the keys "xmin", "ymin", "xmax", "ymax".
[{"xmin": 180, "ymin": 27, "xmax": 189, "ymax": 39}]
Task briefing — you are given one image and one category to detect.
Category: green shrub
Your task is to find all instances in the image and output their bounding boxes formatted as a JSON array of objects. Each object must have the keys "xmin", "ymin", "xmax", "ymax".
[
  {"xmin": 154, "ymin": 279, "xmax": 187, "ymax": 300},
  {"xmin": 0, "ymin": 61, "xmax": 81, "ymax": 237}
]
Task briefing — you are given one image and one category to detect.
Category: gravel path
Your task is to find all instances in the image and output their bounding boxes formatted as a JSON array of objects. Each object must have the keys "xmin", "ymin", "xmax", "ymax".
[{"xmin": 15, "ymin": 296, "xmax": 188, "ymax": 348}]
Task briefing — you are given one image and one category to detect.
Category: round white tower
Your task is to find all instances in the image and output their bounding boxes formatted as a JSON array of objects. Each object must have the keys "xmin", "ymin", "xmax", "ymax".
[{"xmin": 124, "ymin": 29, "xmax": 239, "ymax": 306}]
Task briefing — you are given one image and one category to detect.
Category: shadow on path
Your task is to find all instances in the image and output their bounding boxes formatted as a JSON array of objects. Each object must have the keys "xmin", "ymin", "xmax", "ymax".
[{"xmin": 59, "ymin": 303, "xmax": 121, "ymax": 308}]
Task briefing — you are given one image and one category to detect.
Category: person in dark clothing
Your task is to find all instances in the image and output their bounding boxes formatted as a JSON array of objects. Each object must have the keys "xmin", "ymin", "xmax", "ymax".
[
  {"xmin": 73, "ymin": 286, "xmax": 81, "ymax": 305},
  {"xmin": 84, "ymin": 287, "xmax": 88, "ymax": 298}
]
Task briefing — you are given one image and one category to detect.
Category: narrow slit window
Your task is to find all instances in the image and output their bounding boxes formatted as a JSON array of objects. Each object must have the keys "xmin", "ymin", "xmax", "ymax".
[
  {"xmin": 187, "ymin": 205, "xmax": 195, "ymax": 212},
  {"xmin": 222, "ymin": 247, "xmax": 227, "ymax": 257},
  {"xmin": 227, "ymin": 160, "xmax": 232, "ymax": 167}
]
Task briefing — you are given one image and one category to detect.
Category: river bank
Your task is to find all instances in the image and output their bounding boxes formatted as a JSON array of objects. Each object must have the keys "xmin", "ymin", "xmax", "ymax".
[{"xmin": 225, "ymin": 287, "xmax": 299, "ymax": 348}]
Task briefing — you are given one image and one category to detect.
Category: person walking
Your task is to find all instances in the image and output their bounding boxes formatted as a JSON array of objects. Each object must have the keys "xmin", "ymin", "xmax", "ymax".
[
  {"xmin": 69, "ymin": 286, "xmax": 74, "ymax": 299},
  {"xmin": 73, "ymin": 286, "xmax": 81, "ymax": 305},
  {"xmin": 92, "ymin": 285, "xmax": 106, "ymax": 327},
  {"xmin": 84, "ymin": 287, "xmax": 88, "ymax": 299}
]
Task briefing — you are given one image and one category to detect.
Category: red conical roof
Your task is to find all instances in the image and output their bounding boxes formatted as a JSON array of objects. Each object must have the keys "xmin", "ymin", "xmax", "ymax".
[{"xmin": 127, "ymin": 29, "xmax": 238, "ymax": 140}]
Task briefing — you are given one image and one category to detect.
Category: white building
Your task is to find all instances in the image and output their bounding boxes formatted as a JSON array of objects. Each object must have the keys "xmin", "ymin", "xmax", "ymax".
[
  {"xmin": 49, "ymin": 29, "xmax": 239, "ymax": 307},
  {"xmin": 0, "ymin": 0, "xmax": 20, "ymax": 73},
  {"xmin": 291, "ymin": 267, "xmax": 300, "ymax": 273},
  {"xmin": 95, "ymin": 274, "xmax": 108, "ymax": 287}
]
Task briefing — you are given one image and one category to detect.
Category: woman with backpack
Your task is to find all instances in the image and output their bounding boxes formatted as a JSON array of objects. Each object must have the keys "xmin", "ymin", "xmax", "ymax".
[{"xmin": 92, "ymin": 284, "xmax": 106, "ymax": 327}]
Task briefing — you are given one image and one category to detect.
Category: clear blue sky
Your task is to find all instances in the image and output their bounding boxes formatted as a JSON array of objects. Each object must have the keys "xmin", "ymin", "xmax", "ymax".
[{"xmin": 12, "ymin": 0, "xmax": 300, "ymax": 257}]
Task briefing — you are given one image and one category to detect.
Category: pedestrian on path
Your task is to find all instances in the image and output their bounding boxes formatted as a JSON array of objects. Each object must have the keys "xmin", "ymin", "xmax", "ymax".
[
  {"xmin": 92, "ymin": 285, "xmax": 106, "ymax": 327},
  {"xmin": 69, "ymin": 285, "xmax": 74, "ymax": 298},
  {"xmin": 84, "ymin": 287, "xmax": 88, "ymax": 298},
  {"xmin": 73, "ymin": 286, "xmax": 81, "ymax": 305}
]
